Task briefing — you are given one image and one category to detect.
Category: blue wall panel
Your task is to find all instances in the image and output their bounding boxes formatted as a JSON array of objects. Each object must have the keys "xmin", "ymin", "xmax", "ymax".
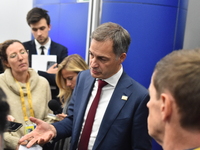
[
  {"xmin": 33, "ymin": 0, "xmax": 60, "ymax": 5},
  {"xmin": 101, "ymin": 1, "xmax": 188, "ymax": 150},
  {"xmin": 101, "ymin": 2, "xmax": 177, "ymax": 88},
  {"xmin": 33, "ymin": 1, "xmax": 188, "ymax": 150},
  {"xmin": 102, "ymin": 0, "xmax": 188, "ymax": 9},
  {"xmin": 174, "ymin": 8, "xmax": 188, "ymax": 50},
  {"xmin": 60, "ymin": 0, "xmax": 79, "ymax": 3},
  {"xmin": 59, "ymin": 3, "xmax": 88, "ymax": 57},
  {"xmin": 33, "ymin": 1, "xmax": 89, "ymax": 59}
]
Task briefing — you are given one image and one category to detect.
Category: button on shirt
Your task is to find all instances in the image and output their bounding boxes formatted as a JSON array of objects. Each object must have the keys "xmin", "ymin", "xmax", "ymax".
[{"xmin": 80, "ymin": 66, "xmax": 123, "ymax": 150}]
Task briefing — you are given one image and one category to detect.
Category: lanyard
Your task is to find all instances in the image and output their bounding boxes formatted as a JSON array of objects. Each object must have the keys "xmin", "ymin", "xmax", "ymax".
[
  {"xmin": 187, "ymin": 147, "xmax": 200, "ymax": 150},
  {"xmin": 15, "ymin": 79, "xmax": 35, "ymax": 122}
]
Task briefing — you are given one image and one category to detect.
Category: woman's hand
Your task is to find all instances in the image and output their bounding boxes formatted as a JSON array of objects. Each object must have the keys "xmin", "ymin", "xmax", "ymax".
[
  {"xmin": 7, "ymin": 115, "xmax": 15, "ymax": 121},
  {"xmin": 56, "ymin": 113, "xmax": 67, "ymax": 121},
  {"xmin": 47, "ymin": 63, "xmax": 58, "ymax": 74}
]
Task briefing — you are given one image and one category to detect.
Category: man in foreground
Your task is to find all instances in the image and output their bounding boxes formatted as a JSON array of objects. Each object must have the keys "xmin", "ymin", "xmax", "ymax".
[
  {"xmin": 19, "ymin": 22, "xmax": 151, "ymax": 150},
  {"xmin": 147, "ymin": 49, "xmax": 200, "ymax": 150}
]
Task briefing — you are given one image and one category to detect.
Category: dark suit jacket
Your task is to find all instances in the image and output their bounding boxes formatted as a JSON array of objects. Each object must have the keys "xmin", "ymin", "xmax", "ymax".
[
  {"xmin": 23, "ymin": 40, "xmax": 68, "ymax": 100},
  {"xmin": 53, "ymin": 70, "xmax": 152, "ymax": 150},
  {"xmin": 23, "ymin": 40, "xmax": 68, "ymax": 67}
]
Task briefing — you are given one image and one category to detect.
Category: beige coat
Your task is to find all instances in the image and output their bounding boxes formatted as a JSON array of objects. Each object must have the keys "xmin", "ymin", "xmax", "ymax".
[{"xmin": 1, "ymin": 68, "xmax": 53, "ymax": 149}]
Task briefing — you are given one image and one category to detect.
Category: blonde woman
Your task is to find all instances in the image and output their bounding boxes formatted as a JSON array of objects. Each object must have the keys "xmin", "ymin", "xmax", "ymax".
[{"xmin": 44, "ymin": 54, "xmax": 88, "ymax": 150}]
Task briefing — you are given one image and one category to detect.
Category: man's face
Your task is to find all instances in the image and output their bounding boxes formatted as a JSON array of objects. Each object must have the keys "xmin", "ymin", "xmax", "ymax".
[
  {"xmin": 30, "ymin": 18, "xmax": 50, "ymax": 45},
  {"xmin": 89, "ymin": 39, "xmax": 126, "ymax": 79},
  {"xmin": 147, "ymin": 73, "xmax": 164, "ymax": 144}
]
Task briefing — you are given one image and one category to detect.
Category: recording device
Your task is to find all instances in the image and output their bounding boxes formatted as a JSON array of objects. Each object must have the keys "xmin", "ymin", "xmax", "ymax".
[
  {"xmin": 48, "ymin": 99, "xmax": 63, "ymax": 115},
  {"xmin": 46, "ymin": 61, "xmax": 56, "ymax": 70},
  {"xmin": 7, "ymin": 121, "xmax": 23, "ymax": 132}
]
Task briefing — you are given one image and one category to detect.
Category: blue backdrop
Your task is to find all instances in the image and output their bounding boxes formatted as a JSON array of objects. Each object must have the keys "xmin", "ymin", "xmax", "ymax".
[
  {"xmin": 33, "ymin": 0, "xmax": 89, "ymax": 58},
  {"xmin": 33, "ymin": 0, "xmax": 188, "ymax": 149}
]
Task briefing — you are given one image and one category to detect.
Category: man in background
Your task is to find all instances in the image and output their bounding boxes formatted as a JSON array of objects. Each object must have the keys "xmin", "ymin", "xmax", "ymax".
[
  {"xmin": 0, "ymin": 88, "xmax": 9, "ymax": 150},
  {"xmin": 147, "ymin": 49, "xmax": 200, "ymax": 150},
  {"xmin": 23, "ymin": 7, "xmax": 68, "ymax": 100}
]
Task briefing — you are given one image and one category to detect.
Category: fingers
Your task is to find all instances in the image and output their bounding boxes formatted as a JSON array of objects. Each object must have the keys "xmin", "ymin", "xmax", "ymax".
[
  {"xmin": 47, "ymin": 63, "xmax": 58, "ymax": 74},
  {"xmin": 37, "ymin": 134, "xmax": 52, "ymax": 145},
  {"xmin": 19, "ymin": 133, "xmax": 33, "ymax": 143},
  {"xmin": 57, "ymin": 113, "xmax": 67, "ymax": 118},
  {"xmin": 52, "ymin": 63, "xmax": 57, "ymax": 68},
  {"xmin": 26, "ymin": 137, "xmax": 38, "ymax": 148},
  {"xmin": 49, "ymin": 63, "xmax": 57, "ymax": 70},
  {"xmin": 7, "ymin": 115, "xmax": 15, "ymax": 121},
  {"xmin": 29, "ymin": 117, "xmax": 43, "ymax": 125},
  {"xmin": 19, "ymin": 136, "xmax": 34, "ymax": 145}
]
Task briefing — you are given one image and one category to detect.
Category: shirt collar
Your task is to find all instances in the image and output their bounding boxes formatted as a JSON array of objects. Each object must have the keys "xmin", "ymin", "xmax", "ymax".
[
  {"xmin": 35, "ymin": 37, "xmax": 51, "ymax": 50},
  {"xmin": 97, "ymin": 65, "xmax": 123, "ymax": 87}
]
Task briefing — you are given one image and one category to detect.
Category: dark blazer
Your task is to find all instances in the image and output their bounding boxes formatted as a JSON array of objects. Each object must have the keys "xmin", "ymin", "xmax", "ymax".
[
  {"xmin": 53, "ymin": 70, "xmax": 152, "ymax": 150},
  {"xmin": 23, "ymin": 40, "xmax": 68, "ymax": 67},
  {"xmin": 23, "ymin": 40, "xmax": 68, "ymax": 100}
]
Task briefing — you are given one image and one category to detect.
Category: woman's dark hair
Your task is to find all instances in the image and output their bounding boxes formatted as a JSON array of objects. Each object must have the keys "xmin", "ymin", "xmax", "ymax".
[{"xmin": 0, "ymin": 39, "xmax": 23, "ymax": 69}]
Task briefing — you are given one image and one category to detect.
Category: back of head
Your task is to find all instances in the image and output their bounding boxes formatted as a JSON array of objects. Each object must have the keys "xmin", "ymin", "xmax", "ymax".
[
  {"xmin": 0, "ymin": 88, "xmax": 9, "ymax": 133},
  {"xmin": 26, "ymin": 7, "xmax": 50, "ymax": 25},
  {"xmin": 0, "ymin": 39, "xmax": 23, "ymax": 69},
  {"xmin": 153, "ymin": 49, "xmax": 200, "ymax": 130},
  {"xmin": 91, "ymin": 22, "xmax": 131, "ymax": 56}
]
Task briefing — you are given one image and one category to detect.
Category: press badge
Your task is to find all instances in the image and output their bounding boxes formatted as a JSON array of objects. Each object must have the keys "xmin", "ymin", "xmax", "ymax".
[{"xmin": 25, "ymin": 123, "xmax": 36, "ymax": 134}]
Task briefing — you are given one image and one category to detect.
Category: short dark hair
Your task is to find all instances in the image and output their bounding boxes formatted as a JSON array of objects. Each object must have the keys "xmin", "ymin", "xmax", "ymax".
[
  {"xmin": 91, "ymin": 22, "xmax": 131, "ymax": 56},
  {"xmin": 26, "ymin": 7, "xmax": 50, "ymax": 25},
  {"xmin": 0, "ymin": 88, "xmax": 9, "ymax": 133},
  {"xmin": 153, "ymin": 49, "xmax": 200, "ymax": 130}
]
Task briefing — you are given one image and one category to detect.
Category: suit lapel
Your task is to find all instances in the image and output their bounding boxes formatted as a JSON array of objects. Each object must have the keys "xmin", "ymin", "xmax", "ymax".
[
  {"xmin": 49, "ymin": 41, "xmax": 53, "ymax": 55},
  {"xmin": 73, "ymin": 75, "xmax": 96, "ymax": 146},
  {"xmin": 30, "ymin": 40, "xmax": 37, "ymax": 55},
  {"xmin": 93, "ymin": 72, "xmax": 133, "ymax": 149}
]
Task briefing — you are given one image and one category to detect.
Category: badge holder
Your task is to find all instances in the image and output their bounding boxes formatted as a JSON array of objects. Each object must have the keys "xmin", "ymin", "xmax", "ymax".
[{"xmin": 24, "ymin": 123, "xmax": 36, "ymax": 135}]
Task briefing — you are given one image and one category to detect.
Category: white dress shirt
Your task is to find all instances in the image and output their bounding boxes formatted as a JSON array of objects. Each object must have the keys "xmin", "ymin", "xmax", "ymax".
[
  {"xmin": 35, "ymin": 38, "xmax": 51, "ymax": 55},
  {"xmin": 80, "ymin": 66, "xmax": 123, "ymax": 150}
]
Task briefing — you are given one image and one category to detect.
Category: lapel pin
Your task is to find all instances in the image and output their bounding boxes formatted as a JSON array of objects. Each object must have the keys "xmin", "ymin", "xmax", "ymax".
[{"xmin": 121, "ymin": 95, "xmax": 128, "ymax": 100}]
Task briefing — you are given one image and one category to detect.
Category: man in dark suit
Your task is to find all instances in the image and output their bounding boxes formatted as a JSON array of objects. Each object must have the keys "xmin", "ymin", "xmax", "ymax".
[
  {"xmin": 20, "ymin": 22, "xmax": 152, "ymax": 150},
  {"xmin": 23, "ymin": 7, "xmax": 68, "ymax": 100}
]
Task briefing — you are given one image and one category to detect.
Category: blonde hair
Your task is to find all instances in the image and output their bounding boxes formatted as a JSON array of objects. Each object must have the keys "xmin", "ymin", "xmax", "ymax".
[{"xmin": 56, "ymin": 54, "xmax": 88, "ymax": 105}]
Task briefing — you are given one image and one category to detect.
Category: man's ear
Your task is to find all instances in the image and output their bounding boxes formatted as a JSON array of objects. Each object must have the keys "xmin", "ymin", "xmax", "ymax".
[
  {"xmin": 160, "ymin": 93, "xmax": 173, "ymax": 121},
  {"xmin": 119, "ymin": 53, "xmax": 126, "ymax": 63},
  {"xmin": 48, "ymin": 24, "xmax": 51, "ymax": 31}
]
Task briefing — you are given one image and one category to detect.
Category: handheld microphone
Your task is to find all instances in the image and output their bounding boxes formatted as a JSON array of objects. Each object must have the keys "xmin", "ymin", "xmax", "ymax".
[{"xmin": 48, "ymin": 99, "xmax": 63, "ymax": 115}]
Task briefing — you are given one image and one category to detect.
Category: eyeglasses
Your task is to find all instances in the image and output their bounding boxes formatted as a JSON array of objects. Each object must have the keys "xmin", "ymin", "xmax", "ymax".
[{"xmin": 9, "ymin": 49, "xmax": 28, "ymax": 59}]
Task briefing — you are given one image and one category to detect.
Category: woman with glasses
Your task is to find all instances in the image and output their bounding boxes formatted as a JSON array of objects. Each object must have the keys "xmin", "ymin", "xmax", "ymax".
[{"xmin": 0, "ymin": 39, "xmax": 53, "ymax": 150}]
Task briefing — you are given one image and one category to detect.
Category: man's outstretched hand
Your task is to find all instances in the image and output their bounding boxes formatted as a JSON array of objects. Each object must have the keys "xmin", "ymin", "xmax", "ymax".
[{"xmin": 18, "ymin": 117, "xmax": 57, "ymax": 148}]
